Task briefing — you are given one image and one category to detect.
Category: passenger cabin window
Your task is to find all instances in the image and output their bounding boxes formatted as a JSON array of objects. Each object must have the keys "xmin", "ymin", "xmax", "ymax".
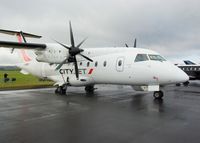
[
  {"xmin": 103, "ymin": 61, "xmax": 107, "ymax": 67},
  {"xmin": 134, "ymin": 54, "xmax": 149, "ymax": 62},
  {"xmin": 148, "ymin": 54, "xmax": 166, "ymax": 62},
  {"xmin": 118, "ymin": 60, "xmax": 122, "ymax": 66},
  {"xmin": 87, "ymin": 62, "xmax": 90, "ymax": 67},
  {"xmin": 95, "ymin": 61, "xmax": 98, "ymax": 67}
]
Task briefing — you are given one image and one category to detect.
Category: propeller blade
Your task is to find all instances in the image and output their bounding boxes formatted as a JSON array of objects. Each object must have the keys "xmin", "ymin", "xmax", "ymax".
[
  {"xmin": 74, "ymin": 56, "xmax": 79, "ymax": 79},
  {"xmin": 125, "ymin": 43, "xmax": 129, "ymax": 47},
  {"xmin": 134, "ymin": 38, "xmax": 137, "ymax": 48},
  {"xmin": 79, "ymin": 53, "xmax": 93, "ymax": 62},
  {"xmin": 69, "ymin": 21, "xmax": 75, "ymax": 47},
  {"xmin": 54, "ymin": 40, "xmax": 70, "ymax": 50},
  {"xmin": 77, "ymin": 37, "xmax": 88, "ymax": 48},
  {"xmin": 55, "ymin": 58, "xmax": 67, "ymax": 70}
]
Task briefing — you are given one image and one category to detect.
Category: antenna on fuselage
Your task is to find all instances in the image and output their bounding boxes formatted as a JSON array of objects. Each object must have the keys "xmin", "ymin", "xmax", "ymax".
[{"xmin": 125, "ymin": 38, "xmax": 137, "ymax": 48}]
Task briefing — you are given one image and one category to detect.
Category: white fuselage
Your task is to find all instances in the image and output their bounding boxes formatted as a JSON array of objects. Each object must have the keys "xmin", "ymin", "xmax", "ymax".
[{"xmin": 18, "ymin": 46, "xmax": 189, "ymax": 89}]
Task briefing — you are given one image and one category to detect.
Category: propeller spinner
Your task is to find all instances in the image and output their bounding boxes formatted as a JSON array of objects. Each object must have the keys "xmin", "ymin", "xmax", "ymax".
[{"xmin": 55, "ymin": 21, "xmax": 93, "ymax": 79}]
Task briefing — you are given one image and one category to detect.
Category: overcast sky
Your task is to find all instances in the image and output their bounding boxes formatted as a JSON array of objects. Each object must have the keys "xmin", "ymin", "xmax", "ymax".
[{"xmin": 0, "ymin": 0, "xmax": 199, "ymax": 64}]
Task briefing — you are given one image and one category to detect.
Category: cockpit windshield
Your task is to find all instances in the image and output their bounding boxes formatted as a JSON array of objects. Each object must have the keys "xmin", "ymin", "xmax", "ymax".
[
  {"xmin": 148, "ymin": 54, "xmax": 166, "ymax": 62},
  {"xmin": 134, "ymin": 54, "xmax": 149, "ymax": 62}
]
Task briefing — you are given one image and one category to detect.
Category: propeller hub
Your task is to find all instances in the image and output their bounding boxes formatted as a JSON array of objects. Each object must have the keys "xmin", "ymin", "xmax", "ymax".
[{"xmin": 69, "ymin": 47, "xmax": 83, "ymax": 56}]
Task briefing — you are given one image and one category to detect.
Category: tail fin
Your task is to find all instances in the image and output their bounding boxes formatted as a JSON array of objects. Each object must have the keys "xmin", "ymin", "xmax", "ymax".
[{"xmin": 183, "ymin": 60, "xmax": 196, "ymax": 65}]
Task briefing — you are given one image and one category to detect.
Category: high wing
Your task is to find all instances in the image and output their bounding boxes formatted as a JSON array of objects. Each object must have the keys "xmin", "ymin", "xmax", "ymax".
[
  {"xmin": 0, "ymin": 29, "xmax": 42, "ymax": 38},
  {"xmin": 0, "ymin": 41, "xmax": 46, "ymax": 49}
]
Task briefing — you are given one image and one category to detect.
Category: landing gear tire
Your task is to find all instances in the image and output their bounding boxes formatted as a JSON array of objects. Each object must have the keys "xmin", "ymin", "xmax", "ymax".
[
  {"xmin": 55, "ymin": 88, "xmax": 59, "ymax": 94},
  {"xmin": 153, "ymin": 91, "xmax": 163, "ymax": 99},
  {"xmin": 183, "ymin": 81, "xmax": 190, "ymax": 86},
  {"xmin": 85, "ymin": 85, "xmax": 95, "ymax": 94},
  {"xmin": 55, "ymin": 86, "xmax": 67, "ymax": 95}
]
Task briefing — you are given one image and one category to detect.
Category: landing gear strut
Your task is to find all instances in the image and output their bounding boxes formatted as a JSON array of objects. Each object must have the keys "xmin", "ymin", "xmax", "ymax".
[
  {"xmin": 55, "ymin": 85, "xmax": 67, "ymax": 95},
  {"xmin": 153, "ymin": 91, "xmax": 163, "ymax": 99},
  {"xmin": 85, "ymin": 85, "xmax": 95, "ymax": 94}
]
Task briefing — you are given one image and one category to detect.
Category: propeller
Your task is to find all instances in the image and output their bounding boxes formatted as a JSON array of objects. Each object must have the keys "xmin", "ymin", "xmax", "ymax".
[
  {"xmin": 55, "ymin": 21, "xmax": 93, "ymax": 79},
  {"xmin": 125, "ymin": 38, "xmax": 137, "ymax": 48}
]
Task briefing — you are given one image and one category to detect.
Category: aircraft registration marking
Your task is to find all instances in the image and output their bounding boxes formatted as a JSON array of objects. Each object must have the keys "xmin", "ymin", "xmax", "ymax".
[{"xmin": 59, "ymin": 68, "xmax": 94, "ymax": 75}]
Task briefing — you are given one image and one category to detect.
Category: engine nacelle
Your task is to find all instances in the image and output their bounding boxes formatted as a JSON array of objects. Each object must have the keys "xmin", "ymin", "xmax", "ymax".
[{"xmin": 35, "ymin": 43, "xmax": 69, "ymax": 64}]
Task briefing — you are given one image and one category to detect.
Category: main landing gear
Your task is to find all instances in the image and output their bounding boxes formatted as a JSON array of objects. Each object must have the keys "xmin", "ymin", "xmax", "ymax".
[
  {"xmin": 153, "ymin": 91, "xmax": 163, "ymax": 99},
  {"xmin": 55, "ymin": 85, "xmax": 67, "ymax": 95},
  {"xmin": 55, "ymin": 85, "xmax": 96, "ymax": 96},
  {"xmin": 85, "ymin": 85, "xmax": 95, "ymax": 94}
]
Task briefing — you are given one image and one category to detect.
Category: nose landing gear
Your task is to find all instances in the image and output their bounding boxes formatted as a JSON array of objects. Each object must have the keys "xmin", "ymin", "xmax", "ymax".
[{"xmin": 153, "ymin": 91, "xmax": 163, "ymax": 99}]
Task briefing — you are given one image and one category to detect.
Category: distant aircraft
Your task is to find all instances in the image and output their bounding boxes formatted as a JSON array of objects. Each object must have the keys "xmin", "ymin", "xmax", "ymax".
[
  {"xmin": 176, "ymin": 60, "xmax": 200, "ymax": 86},
  {"xmin": 0, "ymin": 22, "xmax": 189, "ymax": 99}
]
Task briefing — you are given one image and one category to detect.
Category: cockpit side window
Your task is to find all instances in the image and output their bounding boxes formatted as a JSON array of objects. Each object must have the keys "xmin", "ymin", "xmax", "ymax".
[
  {"xmin": 148, "ymin": 54, "xmax": 166, "ymax": 62},
  {"xmin": 134, "ymin": 54, "xmax": 149, "ymax": 62}
]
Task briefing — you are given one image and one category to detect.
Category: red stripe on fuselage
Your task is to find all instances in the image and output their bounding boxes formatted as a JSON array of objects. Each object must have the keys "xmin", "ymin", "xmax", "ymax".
[{"xmin": 88, "ymin": 68, "xmax": 94, "ymax": 74}]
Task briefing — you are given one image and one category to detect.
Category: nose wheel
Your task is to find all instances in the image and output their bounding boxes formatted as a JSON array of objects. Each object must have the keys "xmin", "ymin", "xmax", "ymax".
[{"xmin": 153, "ymin": 91, "xmax": 163, "ymax": 99}]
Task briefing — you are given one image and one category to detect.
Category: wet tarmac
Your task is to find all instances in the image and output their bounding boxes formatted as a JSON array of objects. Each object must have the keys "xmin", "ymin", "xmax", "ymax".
[{"xmin": 0, "ymin": 82, "xmax": 200, "ymax": 143}]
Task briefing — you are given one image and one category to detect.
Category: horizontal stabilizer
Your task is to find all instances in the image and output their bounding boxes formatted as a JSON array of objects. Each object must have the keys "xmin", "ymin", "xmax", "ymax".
[
  {"xmin": 0, "ymin": 29, "xmax": 42, "ymax": 38},
  {"xmin": 0, "ymin": 41, "xmax": 46, "ymax": 49}
]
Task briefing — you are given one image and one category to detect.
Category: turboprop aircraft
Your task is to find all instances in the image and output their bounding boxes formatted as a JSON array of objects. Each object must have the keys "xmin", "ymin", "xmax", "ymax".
[{"xmin": 0, "ymin": 22, "xmax": 189, "ymax": 99}]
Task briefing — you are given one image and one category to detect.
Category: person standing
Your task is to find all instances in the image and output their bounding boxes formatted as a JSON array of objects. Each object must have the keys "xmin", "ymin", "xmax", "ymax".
[{"xmin": 4, "ymin": 73, "xmax": 8, "ymax": 83}]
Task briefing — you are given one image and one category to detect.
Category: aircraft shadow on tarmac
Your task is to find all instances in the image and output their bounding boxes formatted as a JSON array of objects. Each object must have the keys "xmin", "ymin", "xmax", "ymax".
[{"xmin": 131, "ymin": 93, "xmax": 165, "ymax": 113}]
